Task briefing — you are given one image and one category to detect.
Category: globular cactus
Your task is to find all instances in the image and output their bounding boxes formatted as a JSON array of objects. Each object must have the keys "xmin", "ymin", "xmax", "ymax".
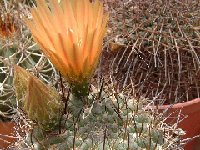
[
  {"xmin": 10, "ymin": 0, "xmax": 185, "ymax": 149},
  {"xmin": 13, "ymin": 67, "xmax": 184, "ymax": 149},
  {"xmin": 105, "ymin": 0, "xmax": 200, "ymax": 103},
  {"xmin": 0, "ymin": 4, "xmax": 21, "ymax": 120}
]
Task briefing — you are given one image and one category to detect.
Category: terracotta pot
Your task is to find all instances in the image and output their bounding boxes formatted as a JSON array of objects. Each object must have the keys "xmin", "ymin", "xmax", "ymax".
[
  {"xmin": 0, "ymin": 122, "xmax": 17, "ymax": 149},
  {"xmin": 157, "ymin": 98, "xmax": 200, "ymax": 150}
]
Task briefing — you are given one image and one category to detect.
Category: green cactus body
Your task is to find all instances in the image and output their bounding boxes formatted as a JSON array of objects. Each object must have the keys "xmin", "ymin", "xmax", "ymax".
[{"xmin": 18, "ymin": 89, "xmax": 184, "ymax": 150}]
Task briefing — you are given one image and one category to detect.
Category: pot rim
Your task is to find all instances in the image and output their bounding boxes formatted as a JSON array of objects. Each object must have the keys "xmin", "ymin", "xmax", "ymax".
[{"xmin": 149, "ymin": 98, "xmax": 200, "ymax": 114}]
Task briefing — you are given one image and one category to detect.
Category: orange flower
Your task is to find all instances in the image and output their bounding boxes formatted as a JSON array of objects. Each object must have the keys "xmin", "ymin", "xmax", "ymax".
[{"xmin": 25, "ymin": 0, "xmax": 108, "ymax": 85}]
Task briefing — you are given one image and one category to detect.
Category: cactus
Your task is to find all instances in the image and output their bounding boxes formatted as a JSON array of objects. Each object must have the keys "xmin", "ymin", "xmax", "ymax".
[
  {"xmin": 13, "ymin": 75, "xmax": 184, "ymax": 149},
  {"xmin": 105, "ymin": 0, "xmax": 200, "ymax": 103},
  {"xmin": 13, "ymin": 66, "xmax": 185, "ymax": 149},
  {"xmin": 5, "ymin": 0, "xmax": 186, "ymax": 149},
  {"xmin": 0, "ymin": 0, "xmax": 58, "ymax": 121},
  {"xmin": 0, "ymin": 2, "xmax": 21, "ymax": 120}
]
